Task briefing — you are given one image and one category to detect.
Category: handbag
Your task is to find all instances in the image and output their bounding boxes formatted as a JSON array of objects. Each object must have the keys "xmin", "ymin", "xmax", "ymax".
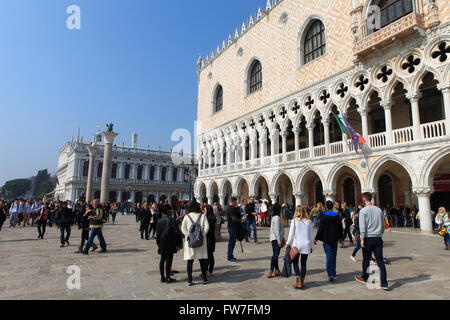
[
  {"xmin": 289, "ymin": 220, "xmax": 299, "ymax": 261},
  {"xmin": 354, "ymin": 232, "xmax": 361, "ymax": 242},
  {"xmin": 438, "ymin": 227, "xmax": 448, "ymax": 237}
]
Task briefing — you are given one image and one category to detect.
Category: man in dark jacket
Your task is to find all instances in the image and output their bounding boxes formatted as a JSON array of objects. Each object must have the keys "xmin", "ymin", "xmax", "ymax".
[
  {"xmin": 75, "ymin": 204, "xmax": 97, "ymax": 253},
  {"xmin": 139, "ymin": 202, "xmax": 152, "ymax": 240},
  {"xmin": 314, "ymin": 200, "xmax": 343, "ymax": 282},
  {"xmin": 226, "ymin": 196, "xmax": 242, "ymax": 263},
  {"xmin": 156, "ymin": 205, "xmax": 180, "ymax": 284},
  {"xmin": 56, "ymin": 202, "xmax": 74, "ymax": 248},
  {"xmin": 245, "ymin": 197, "xmax": 257, "ymax": 242}
]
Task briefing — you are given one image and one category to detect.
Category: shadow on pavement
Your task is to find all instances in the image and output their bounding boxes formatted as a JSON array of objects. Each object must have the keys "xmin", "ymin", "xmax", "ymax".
[{"xmin": 389, "ymin": 274, "xmax": 431, "ymax": 290}]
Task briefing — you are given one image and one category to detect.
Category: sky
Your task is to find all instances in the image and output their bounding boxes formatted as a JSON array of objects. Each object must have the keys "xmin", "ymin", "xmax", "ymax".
[{"xmin": 0, "ymin": 0, "xmax": 266, "ymax": 185}]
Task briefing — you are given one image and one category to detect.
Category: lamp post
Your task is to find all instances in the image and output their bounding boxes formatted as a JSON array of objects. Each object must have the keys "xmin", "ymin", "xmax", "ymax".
[{"xmin": 185, "ymin": 165, "xmax": 197, "ymax": 201}]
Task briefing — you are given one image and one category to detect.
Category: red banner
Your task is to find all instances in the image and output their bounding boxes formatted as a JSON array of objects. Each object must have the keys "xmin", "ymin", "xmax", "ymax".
[{"xmin": 434, "ymin": 174, "xmax": 450, "ymax": 192}]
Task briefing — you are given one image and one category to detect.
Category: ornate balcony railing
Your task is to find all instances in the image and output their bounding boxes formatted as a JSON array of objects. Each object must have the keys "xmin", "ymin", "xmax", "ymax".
[
  {"xmin": 369, "ymin": 132, "xmax": 387, "ymax": 148},
  {"xmin": 421, "ymin": 120, "xmax": 446, "ymax": 140},
  {"xmin": 354, "ymin": 12, "xmax": 423, "ymax": 57},
  {"xmin": 393, "ymin": 126, "xmax": 414, "ymax": 145},
  {"xmin": 197, "ymin": 121, "xmax": 449, "ymax": 177}
]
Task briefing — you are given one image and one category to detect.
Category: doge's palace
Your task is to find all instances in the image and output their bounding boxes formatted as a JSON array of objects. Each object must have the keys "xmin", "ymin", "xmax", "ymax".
[{"xmin": 194, "ymin": 0, "xmax": 450, "ymax": 233}]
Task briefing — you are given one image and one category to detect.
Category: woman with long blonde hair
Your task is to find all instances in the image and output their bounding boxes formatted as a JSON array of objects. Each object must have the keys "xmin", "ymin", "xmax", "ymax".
[
  {"xmin": 285, "ymin": 206, "xmax": 313, "ymax": 289},
  {"xmin": 435, "ymin": 207, "xmax": 449, "ymax": 250}
]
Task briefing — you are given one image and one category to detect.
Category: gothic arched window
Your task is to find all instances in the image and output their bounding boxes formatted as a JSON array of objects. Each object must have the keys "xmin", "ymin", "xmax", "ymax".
[
  {"xmin": 249, "ymin": 60, "xmax": 262, "ymax": 94},
  {"xmin": 303, "ymin": 20, "xmax": 326, "ymax": 64},
  {"xmin": 214, "ymin": 85, "xmax": 223, "ymax": 113}
]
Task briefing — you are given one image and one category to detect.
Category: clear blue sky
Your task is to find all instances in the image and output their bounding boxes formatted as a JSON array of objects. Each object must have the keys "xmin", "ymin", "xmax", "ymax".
[{"xmin": 0, "ymin": 0, "xmax": 265, "ymax": 185}]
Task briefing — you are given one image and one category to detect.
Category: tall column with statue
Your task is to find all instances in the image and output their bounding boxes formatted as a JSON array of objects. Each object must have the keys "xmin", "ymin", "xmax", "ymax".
[
  {"xmin": 86, "ymin": 144, "xmax": 98, "ymax": 202},
  {"xmin": 100, "ymin": 124, "xmax": 119, "ymax": 203}
]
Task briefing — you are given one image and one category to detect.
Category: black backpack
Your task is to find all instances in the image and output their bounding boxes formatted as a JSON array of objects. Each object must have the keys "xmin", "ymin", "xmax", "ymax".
[{"xmin": 186, "ymin": 214, "xmax": 204, "ymax": 248}]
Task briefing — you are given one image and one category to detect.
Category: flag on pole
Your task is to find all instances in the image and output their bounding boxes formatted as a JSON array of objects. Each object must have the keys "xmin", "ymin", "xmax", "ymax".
[{"xmin": 333, "ymin": 114, "xmax": 367, "ymax": 154}]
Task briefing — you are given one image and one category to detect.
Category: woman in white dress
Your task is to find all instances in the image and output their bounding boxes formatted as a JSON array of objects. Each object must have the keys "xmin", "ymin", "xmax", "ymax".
[{"xmin": 285, "ymin": 206, "xmax": 314, "ymax": 289}]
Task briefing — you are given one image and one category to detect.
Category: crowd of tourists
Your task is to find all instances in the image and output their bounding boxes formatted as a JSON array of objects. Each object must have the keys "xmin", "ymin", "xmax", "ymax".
[{"xmin": 0, "ymin": 195, "xmax": 448, "ymax": 290}]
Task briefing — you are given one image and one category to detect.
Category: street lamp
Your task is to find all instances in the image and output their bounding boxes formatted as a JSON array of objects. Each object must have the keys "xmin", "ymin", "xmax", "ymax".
[{"xmin": 185, "ymin": 165, "xmax": 197, "ymax": 202}]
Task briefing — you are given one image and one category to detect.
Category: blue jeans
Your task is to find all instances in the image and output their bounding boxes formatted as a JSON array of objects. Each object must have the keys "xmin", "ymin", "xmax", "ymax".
[
  {"xmin": 313, "ymin": 216, "xmax": 317, "ymax": 227},
  {"xmin": 227, "ymin": 229, "xmax": 237, "ymax": 260},
  {"xmin": 60, "ymin": 226, "xmax": 71, "ymax": 244},
  {"xmin": 247, "ymin": 219, "xmax": 257, "ymax": 241},
  {"xmin": 270, "ymin": 240, "xmax": 280, "ymax": 272},
  {"xmin": 323, "ymin": 242, "xmax": 338, "ymax": 279},
  {"xmin": 362, "ymin": 237, "xmax": 388, "ymax": 287},
  {"xmin": 84, "ymin": 228, "xmax": 106, "ymax": 253},
  {"xmin": 292, "ymin": 254, "xmax": 308, "ymax": 279},
  {"xmin": 352, "ymin": 241, "xmax": 362, "ymax": 257},
  {"xmin": 444, "ymin": 234, "xmax": 450, "ymax": 245}
]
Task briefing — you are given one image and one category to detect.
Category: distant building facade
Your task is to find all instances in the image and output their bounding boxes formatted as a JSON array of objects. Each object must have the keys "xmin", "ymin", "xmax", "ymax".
[{"xmin": 55, "ymin": 130, "xmax": 196, "ymax": 203}]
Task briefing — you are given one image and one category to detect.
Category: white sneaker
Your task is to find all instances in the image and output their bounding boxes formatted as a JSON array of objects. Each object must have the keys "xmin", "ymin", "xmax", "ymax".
[{"xmin": 350, "ymin": 255, "xmax": 357, "ymax": 262}]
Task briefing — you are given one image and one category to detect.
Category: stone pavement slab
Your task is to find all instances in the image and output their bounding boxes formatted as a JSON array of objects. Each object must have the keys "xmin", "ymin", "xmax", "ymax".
[{"xmin": 0, "ymin": 215, "xmax": 449, "ymax": 300}]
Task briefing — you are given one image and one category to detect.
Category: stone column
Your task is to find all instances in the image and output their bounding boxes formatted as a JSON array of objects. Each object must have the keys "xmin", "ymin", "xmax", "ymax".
[
  {"xmin": 259, "ymin": 131, "xmax": 267, "ymax": 158},
  {"xmin": 241, "ymin": 138, "xmax": 247, "ymax": 163},
  {"xmin": 269, "ymin": 192, "xmax": 278, "ymax": 204},
  {"xmin": 323, "ymin": 119, "xmax": 330, "ymax": 156},
  {"xmin": 250, "ymin": 134, "xmax": 257, "ymax": 161},
  {"xmin": 407, "ymin": 93, "xmax": 422, "ymax": 141},
  {"xmin": 86, "ymin": 144, "xmax": 98, "ymax": 202},
  {"xmin": 226, "ymin": 146, "xmax": 232, "ymax": 165},
  {"xmin": 294, "ymin": 192, "xmax": 304, "ymax": 207},
  {"xmin": 307, "ymin": 124, "xmax": 314, "ymax": 158},
  {"xmin": 270, "ymin": 129, "xmax": 279, "ymax": 157},
  {"xmin": 234, "ymin": 145, "xmax": 239, "ymax": 164},
  {"xmin": 437, "ymin": 84, "xmax": 450, "ymax": 133},
  {"xmin": 219, "ymin": 193, "xmax": 226, "ymax": 208},
  {"xmin": 117, "ymin": 191, "xmax": 122, "ymax": 203},
  {"xmin": 281, "ymin": 130, "xmax": 288, "ymax": 161},
  {"xmin": 324, "ymin": 190, "xmax": 336, "ymax": 203},
  {"xmin": 294, "ymin": 128, "xmax": 300, "ymax": 160},
  {"xmin": 359, "ymin": 108, "xmax": 369, "ymax": 140},
  {"xmin": 100, "ymin": 131, "xmax": 119, "ymax": 203},
  {"xmin": 381, "ymin": 100, "xmax": 393, "ymax": 145},
  {"xmin": 207, "ymin": 195, "xmax": 214, "ymax": 206},
  {"xmin": 413, "ymin": 187, "xmax": 434, "ymax": 234}
]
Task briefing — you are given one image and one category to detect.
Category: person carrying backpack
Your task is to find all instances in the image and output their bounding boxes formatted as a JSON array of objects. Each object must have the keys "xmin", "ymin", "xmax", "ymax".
[{"xmin": 181, "ymin": 201, "xmax": 210, "ymax": 286}]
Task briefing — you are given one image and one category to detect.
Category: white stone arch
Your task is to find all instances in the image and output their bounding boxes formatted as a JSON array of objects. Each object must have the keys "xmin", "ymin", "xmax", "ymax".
[
  {"xmin": 207, "ymin": 179, "xmax": 220, "ymax": 197},
  {"xmin": 195, "ymin": 180, "xmax": 208, "ymax": 199},
  {"xmin": 307, "ymin": 106, "xmax": 324, "ymax": 125},
  {"xmin": 233, "ymin": 175, "xmax": 250, "ymax": 196},
  {"xmin": 249, "ymin": 173, "xmax": 270, "ymax": 197},
  {"xmin": 367, "ymin": 154, "xmax": 418, "ymax": 190},
  {"xmin": 342, "ymin": 94, "xmax": 358, "ymax": 114},
  {"xmin": 296, "ymin": 14, "xmax": 327, "ymax": 68},
  {"xmin": 315, "ymin": 86, "xmax": 333, "ymax": 110},
  {"xmin": 219, "ymin": 178, "xmax": 233, "ymax": 196},
  {"xmin": 326, "ymin": 161, "xmax": 365, "ymax": 192},
  {"xmin": 211, "ymin": 82, "xmax": 223, "ymax": 115},
  {"xmin": 244, "ymin": 56, "xmax": 262, "ymax": 96},
  {"xmin": 324, "ymin": 102, "xmax": 344, "ymax": 119},
  {"xmin": 384, "ymin": 75, "xmax": 410, "ymax": 100},
  {"xmin": 411, "ymin": 67, "xmax": 444, "ymax": 94},
  {"xmin": 361, "ymin": 85, "xmax": 383, "ymax": 108},
  {"xmin": 332, "ymin": 79, "xmax": 351, "ymax": 102},
  {"xmin": 420, "ymin": 146, "xmax": 450, "ymax": 187},
  {"xmin": 293, "ymin": 112, "xmax": 307, "ymax": 128},
  {"xmin": 270, "ymin": 170, "xmax": 295, "ymax": 195},
  {"xmin": 295, "ymin": 166, "xmax": 326, "ymax": 193}
]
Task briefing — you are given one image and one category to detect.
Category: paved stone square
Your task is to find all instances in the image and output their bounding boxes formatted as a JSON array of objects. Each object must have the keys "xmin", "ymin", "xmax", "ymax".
[{"xmin": 0, "ymin": 215, "xmax": 449, "ymax": 300}]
